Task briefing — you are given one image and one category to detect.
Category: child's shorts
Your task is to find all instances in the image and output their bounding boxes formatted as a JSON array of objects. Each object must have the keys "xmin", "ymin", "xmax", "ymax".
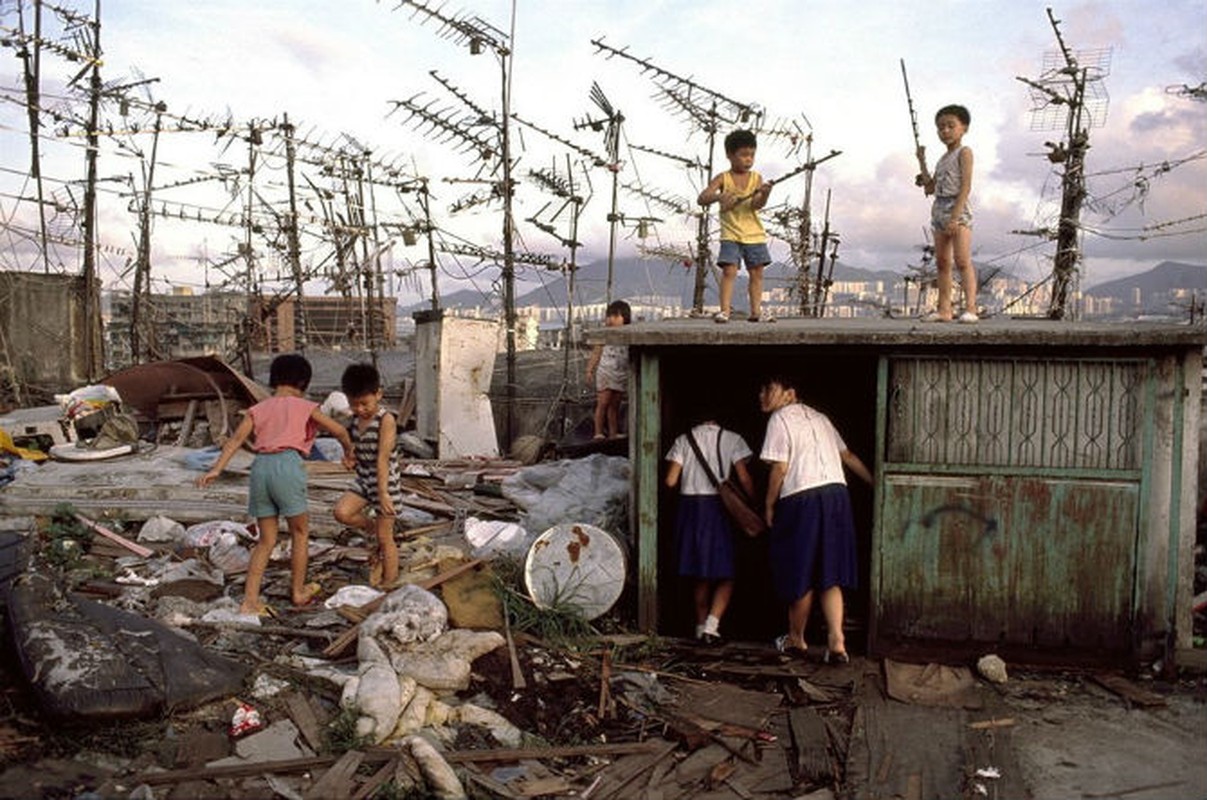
[
  {"xmin": 718, "ymin": 241, "xmax": 771, "ymax": 270},
  {"xmin": 931, "ymin": 197, "xmax": 973, "ymax": 233},
  {"xmin": 352, "ymin": 481, "xmax": 405, "ymax": 517},
  {"xmin": 248, "ymin": 450, "xmax": 309, "ymax": 519}
]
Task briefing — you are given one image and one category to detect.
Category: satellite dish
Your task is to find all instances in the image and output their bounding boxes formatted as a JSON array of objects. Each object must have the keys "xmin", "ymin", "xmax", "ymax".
[{"xmin": 523, "ymin": 523, "xmax": 626, "ymax": 620}]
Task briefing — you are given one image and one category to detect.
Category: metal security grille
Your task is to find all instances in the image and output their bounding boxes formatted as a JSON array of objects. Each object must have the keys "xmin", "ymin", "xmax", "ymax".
[{"xmin": 886, "ymin": 357, "xmax": 1144, "ymax": 470}]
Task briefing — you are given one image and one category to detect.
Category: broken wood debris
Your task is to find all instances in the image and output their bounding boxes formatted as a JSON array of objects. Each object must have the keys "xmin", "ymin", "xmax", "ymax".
[
  {"xmin": 74, "ymin": 513, "xmax": 154, "ymax": 558},
  {"xmin": 1091, "ymin": 673, "xmax": 1168, "ymax": 708}
]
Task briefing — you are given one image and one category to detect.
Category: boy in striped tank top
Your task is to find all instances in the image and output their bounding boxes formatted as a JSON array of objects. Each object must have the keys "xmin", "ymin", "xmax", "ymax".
[{"xmin": 333, "ymin": 363, "xmax": 401, "ymax": 587}]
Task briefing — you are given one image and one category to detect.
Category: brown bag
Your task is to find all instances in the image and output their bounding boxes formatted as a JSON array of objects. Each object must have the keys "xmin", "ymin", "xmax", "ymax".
[
  {"xmin": 717, "ymin": 477, "xmax": 768, "ymax": 537},
  {"xmin": 687, "ymin": 431, "xmax": 768, "ymax": 538}
]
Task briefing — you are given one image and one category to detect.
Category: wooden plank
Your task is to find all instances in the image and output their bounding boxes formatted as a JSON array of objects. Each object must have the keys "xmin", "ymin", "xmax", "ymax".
[
  {"xmin": 589, "ymin": 741, "xmax": 678, "ymax": 800},
  {"xmin": 182, "ymin": 621, "xmax": 334, "ymax": 641},
  {"xmin": 505, "ymin": 612, "xmax": 527, "ymax": 690},
  {"xmin": 304, "ymin": 749, "xmax": 364, "ymax": 800},
  {"xmin": 1092, "ymin": 673, "xmax": 1167, "ymax": 707},
  {"xmin": 175, "ymin": 399, "xmax": 199, "ymax": 446},
  {"xmin": 789, "ymin": 706, "xmax": 834, "ymax": 783},
  {"xmin": 1175, "ymin": 647, "xmax": 1207, "ymax": 672},
  {"xmin": 137, "ymin": 755, "xmax": 350, "ymax": 785},
  {"xmin": 396, "ymin": 379, "xmax": 417, "ymax": 430},
  {"xmin": 74, "ymin": 513, "xmax": 154, "ymax": 558},
  {"xmin": 442, "ymin": 741, "xmax": 664, "ymax": 763},
  {"xmin": 284, "ymin": 692, "xmax": 326, "ymax": 753},
  {"xmin": 967, "ymin": 717, "xmax": 1015, "ymax": 730},
  {"xmin": 350, "ymin": 756, "xmax": 399, "ymax": 800},
  {"xmin": 635, "ymin": 350, "xmax": 660, "ymax": 632}
]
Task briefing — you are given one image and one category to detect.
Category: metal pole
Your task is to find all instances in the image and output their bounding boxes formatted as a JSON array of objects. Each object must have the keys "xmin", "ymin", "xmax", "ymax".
[
  {"xmin": 812, "ymin": 189, "xmax": 832, "ymax": 317},
  {"xmin": 500, "ymin": 42, "xmax": 517, "ymax": 449},
  {"xmin": 18, "ymin": 0, "xmax": 49, "ymax": 273},
  {"xmin": 420, "ymin": 180, "xmax": 440, "ymax": 311},
  {"xmin": 1048, "ymin": 68, "xmax": 1088, "ymax": 320},
  {"xmin": 797, "ymin": 135, "xmax": 815, "ymax": 316},
  {"xmin": 692, "ymin": 106, "xmax": 717, "ymax": 313},
  {"xmin": 282, "ymin": 114, "xmax": 306, "ymax": 351},
  {"xmin": 131, "ymin": 105, "xmax": 162, "ymax": 363},
  {"xmin": 80, "ymin": 0, "xmax": 103, "ymax": 378}
]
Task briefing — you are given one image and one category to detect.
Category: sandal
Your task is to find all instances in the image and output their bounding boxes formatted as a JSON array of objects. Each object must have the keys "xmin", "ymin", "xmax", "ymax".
[{"xmin": 291, "ymin": 582, "xmax": 323, "ymax": 609}]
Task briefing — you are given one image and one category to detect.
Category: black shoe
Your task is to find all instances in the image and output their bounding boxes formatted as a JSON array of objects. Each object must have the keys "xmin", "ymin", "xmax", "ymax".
[
  {"xmin": 822, "ymin": 648, "xmax": 850, "ymax": 664},
  {"xmin": 698, "ymin": 631, "xmax": 723, "ymax": 647}
]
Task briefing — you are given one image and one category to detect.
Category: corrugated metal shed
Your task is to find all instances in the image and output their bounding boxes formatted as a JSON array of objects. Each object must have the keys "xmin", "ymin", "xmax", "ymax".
[{"xmin": 592, "ymin": 316, "xmax": 1205, "ymax": 665}]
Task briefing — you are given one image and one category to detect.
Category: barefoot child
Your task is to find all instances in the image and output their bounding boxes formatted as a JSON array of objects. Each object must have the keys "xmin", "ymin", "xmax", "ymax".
[
  {"xmin": 916, "ymin": 104, "xmax": 977, "ymax": 322},
  {"xmin": 698, "ymin": 129, "xmax": 775, "ymax": 323},
  {"xmin": 198, "ymin": 354, "xmax": 354, "ymax": 613},
  {"xmin": 585, "ymin": 299, "xmax": 631, "ymax": 440},
  {"xmin": 332, "ymin": 363, "xmax": 401, "ymax": 587}
]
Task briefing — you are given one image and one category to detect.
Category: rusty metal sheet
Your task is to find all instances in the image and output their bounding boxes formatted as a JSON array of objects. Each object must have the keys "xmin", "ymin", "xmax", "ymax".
[
  {"xmin": 102, "ymin": 355, "xmax": 268, "ymax": 421},
  {"xmin": 877, "ymin": 474, "xmax": 1137, "ymax": 651}
]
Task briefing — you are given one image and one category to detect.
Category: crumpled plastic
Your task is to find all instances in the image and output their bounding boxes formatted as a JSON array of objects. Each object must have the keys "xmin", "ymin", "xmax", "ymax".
[
  {"xmin": 184, "ymin": 520, "xmax": 254, "ymax": 548},
  {"xmin": 324, "ymin": 585, "xmax": 385, "ymax": 610},
  {"xmin": 463, "ymin": 516, "xmax": 531, "ymax": 559},
  {"xmin": 229, "ymin": 702, "xmax": 263, "ymax": 737},
  {"xmin": 501, "ymin": 453, "xmax": 630, "ymax": 541},
  {"xmin": 55, "ymin": 384, "xmax": 121, "ymax": 421},
  {"xmin": 359, "ymin": 585, "xmax": 448, "ymax": 650}
]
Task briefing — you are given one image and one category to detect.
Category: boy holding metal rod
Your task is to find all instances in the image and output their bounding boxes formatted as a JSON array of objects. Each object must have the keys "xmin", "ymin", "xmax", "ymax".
[{"xmin": 915, "ymin": 105, "xmax": 978, "ymax": 323}]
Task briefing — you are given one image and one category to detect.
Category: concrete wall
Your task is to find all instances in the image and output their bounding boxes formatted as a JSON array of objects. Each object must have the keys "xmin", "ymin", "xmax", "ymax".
[
  {"xmin": 413, "ymin": 312, "xmax": 500, "ymax": 458},
  {"xmin": 0, "ymin": 272, "xmax": 96, "ymax": 401}
]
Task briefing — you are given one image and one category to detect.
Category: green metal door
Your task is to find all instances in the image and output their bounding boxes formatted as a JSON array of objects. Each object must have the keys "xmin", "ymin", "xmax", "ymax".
[{"xmin": 872, "ymin": 356, "xmax": 1149, "ymax": 654}]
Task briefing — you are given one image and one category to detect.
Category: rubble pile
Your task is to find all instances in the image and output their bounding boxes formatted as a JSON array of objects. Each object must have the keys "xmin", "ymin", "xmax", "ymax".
[{"xmin": 0, "ymin": 362, "xmax": 1203, "ymax": 799}]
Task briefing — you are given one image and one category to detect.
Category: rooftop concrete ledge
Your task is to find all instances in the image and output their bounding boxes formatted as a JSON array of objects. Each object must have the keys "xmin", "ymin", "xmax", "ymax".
[{"xmin": 587, "ymin": 316, "xmax": 1207, "ymax": 348}]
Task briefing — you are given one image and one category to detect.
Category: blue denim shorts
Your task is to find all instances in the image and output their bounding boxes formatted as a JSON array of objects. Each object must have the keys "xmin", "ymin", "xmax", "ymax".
[
  {"xmin": 247, "ymin": 450, "xmax": 309, "ymax": 519},
  {"xmin": 718, "ymin": 241, "xmax": 771, "ymax": 270}
]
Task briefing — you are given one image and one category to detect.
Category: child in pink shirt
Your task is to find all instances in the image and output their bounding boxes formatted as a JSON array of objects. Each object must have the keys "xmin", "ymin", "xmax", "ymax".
[{"xmin": 199, "ymin": 354, "xmax": 354, "ymax": 613}]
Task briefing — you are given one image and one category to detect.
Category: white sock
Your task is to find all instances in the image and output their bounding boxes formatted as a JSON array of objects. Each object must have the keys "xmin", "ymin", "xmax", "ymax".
[
  {"xmin": 695, "ymin": 623, "xmax": 705, "ymax": 639},
  {"xmin": 702, "ymin": 615, "xmax": 720, "ymax": 636}
]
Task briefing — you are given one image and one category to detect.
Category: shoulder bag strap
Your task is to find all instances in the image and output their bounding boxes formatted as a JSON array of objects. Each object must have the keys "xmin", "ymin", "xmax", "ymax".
[
  {"xmin": 686, "ymin": 431, "xmax": 720, "ymax": 489},
  {"xmin": 714, "ymin": 431, "xmax": 730, "ymax": 482}
]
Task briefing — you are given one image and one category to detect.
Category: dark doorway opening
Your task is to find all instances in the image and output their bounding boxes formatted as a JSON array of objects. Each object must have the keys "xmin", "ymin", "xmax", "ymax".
[{"xmin": 656, "ymin": 345, "xmax": 879, "ymax": 651}]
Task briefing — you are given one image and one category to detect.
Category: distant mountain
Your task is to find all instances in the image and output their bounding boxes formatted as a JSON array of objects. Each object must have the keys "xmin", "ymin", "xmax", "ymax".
[
  {"xmin": 1084, "ymin": 261, "xmax": 1206, "ymax": 299},
  {"xmin": 402, "ymin": 258, "xmax": 1206, "ymax": 317},
  {"xmin": 402, "ymin": 256, "xmax": 908, "ymax": 313}
]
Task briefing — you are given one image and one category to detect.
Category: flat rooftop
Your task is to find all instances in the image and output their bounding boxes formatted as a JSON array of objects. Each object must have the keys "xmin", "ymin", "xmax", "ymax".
[{"xmin": 589, "ymin": 316, "xmax": 1207, "ymax": 348}]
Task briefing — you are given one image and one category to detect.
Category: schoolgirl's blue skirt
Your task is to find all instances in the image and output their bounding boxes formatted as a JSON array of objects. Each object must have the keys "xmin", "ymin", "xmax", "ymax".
[
  {"xmin": 769, "ymin": 483, "xmax": 857, "ymax": 601},
  {"xmin": 674, "ymin": 494, "xmax": 736, "ymax": 580}
]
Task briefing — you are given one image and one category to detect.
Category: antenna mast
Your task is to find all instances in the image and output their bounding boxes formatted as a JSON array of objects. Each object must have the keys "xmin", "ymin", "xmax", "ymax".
[
  {"xmin": 1017, "ymin": 7, "xmax": 1111, "ymax": 320},
  {"xmin": 592, "ymin": 38, "xmax": 761, "ymax": 314},
  {"xmin": 388, "ymin": 0, "xmax": 520, "ymax": 446}
]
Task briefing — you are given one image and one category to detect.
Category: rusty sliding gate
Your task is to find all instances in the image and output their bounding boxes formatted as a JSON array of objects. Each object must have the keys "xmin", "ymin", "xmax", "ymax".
[{"xmin": 870, "ymin": 355, "xmax": 1152, "ymax": 656}]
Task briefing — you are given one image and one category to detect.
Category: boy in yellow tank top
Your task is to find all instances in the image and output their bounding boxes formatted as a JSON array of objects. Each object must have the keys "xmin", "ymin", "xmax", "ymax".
[{"xmin": 698, "ymin": 129, "xmax": 775, "ymax": 323}]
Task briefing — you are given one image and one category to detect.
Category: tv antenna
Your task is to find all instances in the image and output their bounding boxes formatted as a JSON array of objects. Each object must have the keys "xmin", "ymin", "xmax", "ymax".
[
  {"xmin": 592, "ymin": 37, "xmax": 762, "ymax": 314},
  {"xmin": 1165, "ymin": 81, "xmax": 1206, "ymax": 103},
  {"xmin": 385, "ymin": 0, "xmax": 524, "ymax": 446},
  {"xmin": 573, "ymin": 82, "xmax": 627, "ymax": 304},
  {"xmin": 1016, "ymin": 7, "xmax": 1112, "ymax": 320}
]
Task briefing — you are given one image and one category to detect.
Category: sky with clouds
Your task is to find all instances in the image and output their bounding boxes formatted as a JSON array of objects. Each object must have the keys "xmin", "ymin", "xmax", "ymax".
[{"xmin": 1, "ymin": 0, "xmax": 1204, "ymax": 307}]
